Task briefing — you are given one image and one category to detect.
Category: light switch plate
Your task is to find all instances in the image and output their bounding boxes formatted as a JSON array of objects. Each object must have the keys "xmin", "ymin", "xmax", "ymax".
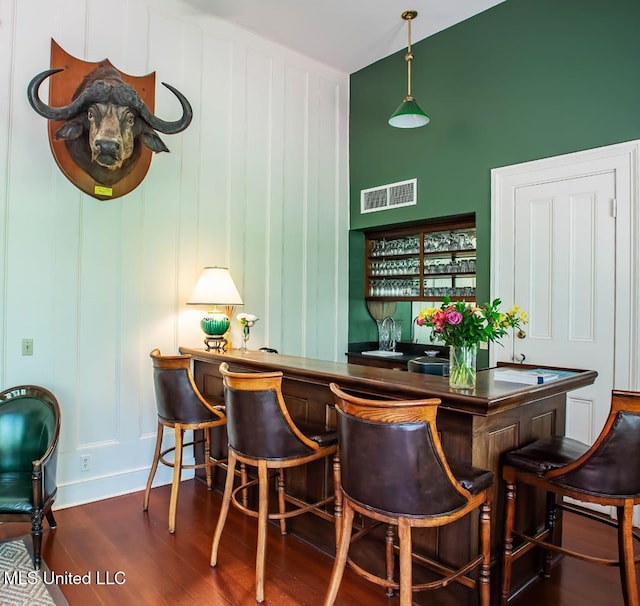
[{"xmin": 21, "ymin": 338, "xmax": 33, "ymax": 356}]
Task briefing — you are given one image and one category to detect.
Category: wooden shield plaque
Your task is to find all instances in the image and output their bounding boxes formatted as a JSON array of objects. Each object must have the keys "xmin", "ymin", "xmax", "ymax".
[{"xmin": 46, "ymin": 39, "xmax": 156, "ymax": 201}]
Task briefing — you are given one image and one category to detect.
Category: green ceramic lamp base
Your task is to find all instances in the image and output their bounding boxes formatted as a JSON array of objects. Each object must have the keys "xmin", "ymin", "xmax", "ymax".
[
  {"xmin": 200, "ymin": 308, "xmax": 231, "ymax": 350},
  {"xmin": 200, "ymin": 308, "xmax": 230, "ymax": 336}
]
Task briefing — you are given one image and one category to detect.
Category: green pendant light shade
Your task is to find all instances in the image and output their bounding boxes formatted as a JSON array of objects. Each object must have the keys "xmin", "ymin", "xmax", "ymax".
[
  {"xmin": 389, "ymin": 96, "xmax": 430, "ymax": 128},
  {"xmin": 389, "ymin": 10, "xmax": 429, "ymax": 129}
]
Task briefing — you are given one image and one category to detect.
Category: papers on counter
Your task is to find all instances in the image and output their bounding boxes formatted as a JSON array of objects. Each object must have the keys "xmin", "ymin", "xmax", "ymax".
[{"xmin": 494, "ymin": 368, "xmax": 561, "ymax": 385}]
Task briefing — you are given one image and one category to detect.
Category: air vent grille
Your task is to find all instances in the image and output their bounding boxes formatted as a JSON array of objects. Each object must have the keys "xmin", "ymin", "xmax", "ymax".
[{"xmin": 361, "ymin": 178, "xmax": 417, "ymax": 214}]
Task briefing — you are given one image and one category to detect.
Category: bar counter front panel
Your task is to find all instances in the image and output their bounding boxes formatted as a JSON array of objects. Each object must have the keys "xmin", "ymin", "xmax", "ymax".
[{"xmin": 180, "ymin": 347, "xmax": 596, "ymax": 605}]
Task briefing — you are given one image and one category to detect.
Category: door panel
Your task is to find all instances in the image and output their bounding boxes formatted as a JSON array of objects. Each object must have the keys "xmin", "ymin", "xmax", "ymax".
[
  {"xmin": 508, "ymin": 172, "xmax": 616, "ymax": 441},
  {"xmin": 492, "ymin": 140, "xmax": 639, "ymax": 522}
]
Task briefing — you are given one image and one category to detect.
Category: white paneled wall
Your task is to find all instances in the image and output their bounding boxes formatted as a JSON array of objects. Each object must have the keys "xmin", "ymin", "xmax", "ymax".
[{"xmin": 0, "ymin": 0, "xmax": 349, "ymax": 507}]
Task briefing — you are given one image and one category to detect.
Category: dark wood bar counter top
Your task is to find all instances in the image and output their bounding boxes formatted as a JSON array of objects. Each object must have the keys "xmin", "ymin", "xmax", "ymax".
[
  {"xmin": 180, "ymin": 347, "xmax": 597, "ymax": 605},
  {"xmin": 179, "ymin": 346, "xmax": 596, "ymax": 416}
]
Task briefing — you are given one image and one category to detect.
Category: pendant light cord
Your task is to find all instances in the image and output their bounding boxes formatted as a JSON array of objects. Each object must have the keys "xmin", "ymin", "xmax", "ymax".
[{"xmin": 406, "ymin": 16, "xmax": 414, "ymax": 98}]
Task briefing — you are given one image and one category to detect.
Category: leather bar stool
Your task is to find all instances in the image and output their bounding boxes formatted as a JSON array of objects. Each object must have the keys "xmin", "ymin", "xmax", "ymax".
[
  {"xmin": 500, "ymin": 390, "xmax": 640, "ymax": 606},
  {"xmin": 211, "ymin": 362, "xmax": 339, "ymax": 603},
  {"xmin": 325, "ymin": 383, "xmax": 494, "ymax": 606},
  {"xmin": 143, "ymin": 349, "xmax": 227, "ymax": 533}
]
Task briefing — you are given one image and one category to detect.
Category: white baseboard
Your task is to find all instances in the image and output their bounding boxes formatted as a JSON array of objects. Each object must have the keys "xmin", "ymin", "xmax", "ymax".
[{"xmin": 53, "ymin": 458, "xmax": 196, "ymax": 510}]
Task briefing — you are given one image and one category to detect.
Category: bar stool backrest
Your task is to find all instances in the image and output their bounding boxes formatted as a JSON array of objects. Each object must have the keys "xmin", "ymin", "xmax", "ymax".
[
  {"xmin": 549, "ymin": 392, "xmax": 640, "ymax": 497},
  {"xmin": 220, "ymin": 363, "xmax": 320, "ymax": 460},
  {"xmin": 330, "ymin": 383, "xmax": 472, "ymax": 517},
  {"xmin": 150, "ymin": 349, "xmax": 223, "ymax": 424}
]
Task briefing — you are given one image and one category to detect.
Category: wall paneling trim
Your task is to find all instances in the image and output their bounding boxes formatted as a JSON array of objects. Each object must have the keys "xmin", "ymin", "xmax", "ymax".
[{"xmin": 0, "ymin": 0, "xmax": 349, "ymax": 507}]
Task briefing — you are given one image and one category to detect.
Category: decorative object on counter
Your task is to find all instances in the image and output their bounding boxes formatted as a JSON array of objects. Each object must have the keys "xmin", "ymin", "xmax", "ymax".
[
  {"xmin": 407, "ymin": 356, "xmax": 450, "ymax": 375},
  {"xmin": 187, "ymin": 267, "xmax": 243, "ymax": 351},
  {"xmin": 366, "ymin": 301, "xmax": 399, "ymax": 352},
  {"xmin": 361, "ymin": 350, "xmax": 403, "ymax": 358},
  {"xmin": 392, "ymin": 319, "xmax": 403, "ymax": 350},
  {"xmin": 388, "ymin": 11, "xmax": 430, "ymax": 129},
  {"xmin": 376, "ymin": 316, "xmax": 394, "ymax": 351},
  {"xmin": 449, "ymin": 344, "xmax": 478, "ymax": 388},
  {"xmin": 375, "ymin": 316, "xmax": 403, "ymax": 351},
  {"xmin": 416, "ymin": 297, "xmax": 528, "ymax": 389},
  {"xmin": 237, "ymin": 313, "xmax": 258, "ymax": 353}
]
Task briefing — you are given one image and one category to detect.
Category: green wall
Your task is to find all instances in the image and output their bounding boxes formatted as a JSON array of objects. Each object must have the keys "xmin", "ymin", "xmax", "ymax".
[{"xmin": 348, "ymin": 0, "xmax": 640, "ymax": 344}]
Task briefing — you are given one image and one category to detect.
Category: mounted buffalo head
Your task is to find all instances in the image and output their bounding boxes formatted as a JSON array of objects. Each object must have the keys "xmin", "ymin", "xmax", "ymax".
[{"xmin": 28, "ymin": 62, "xmax": 192, "ymax": 186}]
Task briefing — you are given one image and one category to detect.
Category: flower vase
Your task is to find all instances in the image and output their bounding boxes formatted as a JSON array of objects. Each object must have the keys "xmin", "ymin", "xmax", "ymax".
[
  {"xmin": 449, "ymin": 344, "xmax": 478, "ymax": 389},
  {"xmin": 240, "ymin": 325, "xmax": 251, "ymax": 352}
]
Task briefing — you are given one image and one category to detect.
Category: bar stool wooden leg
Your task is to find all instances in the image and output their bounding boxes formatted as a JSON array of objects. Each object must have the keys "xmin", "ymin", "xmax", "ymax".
[
  {"xmin": 241, "ymin": 463, "xmax": 249, "ymax": 508},
  {"xmin": 277, "ymin": 469, "xmax": 287, "ymax": 534},
  {"xmin": 543, "ymin": 491, "xmax": 557, "ymax": 578},
  {"xmin": 143, "ymin": 422, "xmax": 164, "ymax": 511},
  {"xmin": 256, "ymin": 460, "xmax": 269, "ymax": 603},
  {"xmin": 323, "ymin": 503, "xmax": 355, "ymax": 606},
  {"xmin": 333, "ymin": 454, "xmax": 342, "ymax": 547},
  {"xmin": 398, "ymin": 517, "xmax": 413, "ymax": 606},
  {"xmin": 211, "ymin": 451, "xmax": 237, "ymax": 567},
  {"xmin": 500, "ymin": 474, "xmax": 517, "ymax": 606},
  {"xmin": 618, "ymin": 501, "xmax": 640, "ymax": 606},
  {"xmin": 385, "ymin": 524, "xmax": 395, "ymax": 597},
  {"xmin": 204, "ymin": 428, "xmax": 213, "ymax": 490},
  {"xmin": 168, "ymin": 425, "xmax": 183, "ymax": 533},
  {"xmin": 480, "ymin": 500, "xmax": 492, "ymax": 606}
]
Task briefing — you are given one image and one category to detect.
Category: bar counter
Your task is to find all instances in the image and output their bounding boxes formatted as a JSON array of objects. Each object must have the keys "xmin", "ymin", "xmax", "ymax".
[{"xmin": 180, "ymin": 347, "xmax": 597, "ymax": 604}]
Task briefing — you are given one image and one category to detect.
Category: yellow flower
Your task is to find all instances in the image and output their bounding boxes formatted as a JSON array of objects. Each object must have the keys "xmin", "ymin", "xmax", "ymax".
[{"xmin": 417, "ymin": 308, "xmax": 437, "ymax": 319}]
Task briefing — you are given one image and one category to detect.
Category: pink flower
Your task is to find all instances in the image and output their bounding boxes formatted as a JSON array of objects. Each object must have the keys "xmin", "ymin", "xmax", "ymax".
[
  {"xmin": 446, "ymin": 311, "xmax": 463, "ymax": 325},
  {"xmin": 432, "ymin": 310, "xmax": 447, "ymax": 331}
]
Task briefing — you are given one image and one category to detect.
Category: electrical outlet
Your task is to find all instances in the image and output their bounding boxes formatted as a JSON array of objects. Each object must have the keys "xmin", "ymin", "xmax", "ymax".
[
  {"xmin": 80, "ymin": 454, "xmax": 90, "ymax": 472},
  {"xmin": 21, "ymin": 338, "xmax": 34, "ymax": 356}
]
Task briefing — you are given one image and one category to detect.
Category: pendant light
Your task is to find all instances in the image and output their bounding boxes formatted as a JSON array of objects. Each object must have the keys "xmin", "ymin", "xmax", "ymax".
[{"xmin": 389, "ymin": 10, "xmax": 430, "ymax": 129}]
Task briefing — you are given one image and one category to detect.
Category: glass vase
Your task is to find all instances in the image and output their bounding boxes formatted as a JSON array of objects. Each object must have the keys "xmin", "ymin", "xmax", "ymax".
[
  {"xmin": 240, "ymin": 325, "xmax": 250, "ymax": 353},
  {"xmin": 449, "ymin": 344, "xmax": 478, "ymax": 389}
]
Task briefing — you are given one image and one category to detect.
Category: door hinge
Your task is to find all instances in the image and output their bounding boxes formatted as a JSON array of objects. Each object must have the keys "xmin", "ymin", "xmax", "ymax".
[{"xmin": 612, "ymin": 198, "xmax": 617, "ymax": 218}]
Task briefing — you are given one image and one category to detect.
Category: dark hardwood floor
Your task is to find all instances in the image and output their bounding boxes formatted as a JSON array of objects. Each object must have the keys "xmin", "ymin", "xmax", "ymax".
[{"xmin": 0, "ymin": 480, "xmax": 633, "ymax": 605}]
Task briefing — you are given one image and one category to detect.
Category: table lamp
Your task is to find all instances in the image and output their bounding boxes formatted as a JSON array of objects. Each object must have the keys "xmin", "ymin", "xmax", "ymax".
[{"xmin": 187, "ymin": 267, "xmax": 243, "ymax": 350}]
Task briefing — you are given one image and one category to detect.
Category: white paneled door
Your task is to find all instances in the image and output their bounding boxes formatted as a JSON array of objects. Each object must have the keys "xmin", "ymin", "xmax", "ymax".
[
  {"xmin": 512, "ymin": 172, "xmax": 616, "ymax": 442},
  {"xmin": 492, "ymin": 142, "xmax": 638, "ymax": 450}
]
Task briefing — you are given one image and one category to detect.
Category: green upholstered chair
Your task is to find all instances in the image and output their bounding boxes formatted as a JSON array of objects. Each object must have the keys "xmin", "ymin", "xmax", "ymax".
[{"xmin": 0, "ymin": 385, "xmax": 61, "ymax": 569}]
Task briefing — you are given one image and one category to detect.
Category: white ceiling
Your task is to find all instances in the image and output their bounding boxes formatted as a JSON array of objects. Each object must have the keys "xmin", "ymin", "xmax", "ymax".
[{"xmin": 182, "ymin": 0, "xmax": 507, "ymax": 74}]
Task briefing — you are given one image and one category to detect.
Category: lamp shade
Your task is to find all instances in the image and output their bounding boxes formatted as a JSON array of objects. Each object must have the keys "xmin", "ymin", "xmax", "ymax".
[
  {"xmin": 388, "ymin": 97, "xmax": 430, "ymax": 128},
  {"xmin": 187, "ymin": 267, "xmax": 243, "ymax": 306}
]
